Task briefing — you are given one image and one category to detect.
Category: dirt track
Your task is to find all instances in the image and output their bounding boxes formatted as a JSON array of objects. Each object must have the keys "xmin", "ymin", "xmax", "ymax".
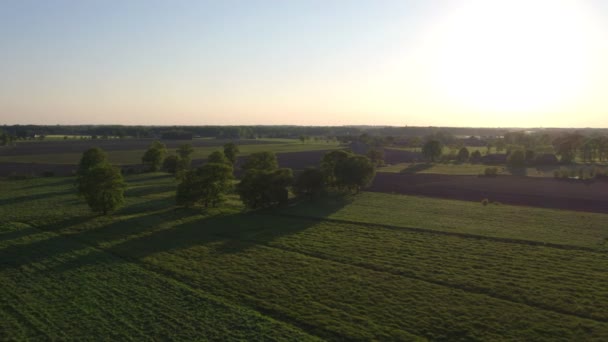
[{"xmin": 369, "ymin": 173, "xmax": 608, "ymax": 214}]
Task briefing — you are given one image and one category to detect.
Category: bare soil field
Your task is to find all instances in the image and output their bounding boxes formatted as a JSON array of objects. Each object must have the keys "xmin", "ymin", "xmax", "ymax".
[{"xmin": 370, "ymin": 172, "xmax": 608, "ymax": 214}]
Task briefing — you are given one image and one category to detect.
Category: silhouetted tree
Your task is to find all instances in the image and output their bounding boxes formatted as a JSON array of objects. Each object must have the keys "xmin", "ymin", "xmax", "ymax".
[
  {"xmin": 422, "ymin": 140, "xmax": 442, "ymax": 162},
  {"xmin": 223, "ymin": 142, "xmax": 239, "ymax": 165},
  {"xmin": 77, "ymin": 147, "xmax": 108, "ymax": 176},
  {"xmin": 457, "ymin": 147, "xmax": 470, "ymax": 162},
  {"xmin": 293, "ymin": 167, "xmax": 326, "ymax": 199},
  {"xmin": 237, "ymin": 168, "xmax": 293, "ymax": 209},
  {"xmin": 320, "ymin": 150, "xmax": 352, "ymax": 187},
  {"xmin": 142, "ymin": 141, "xmax": 167, "ymax": 171},
  {"xmin": 242, "ymin": 151, "xmax": 278, "ymax": 171},
  {"xmin": 163, "ymin": 155, "xmax": 179, "ymax": 174},
  {"xmin": 77, "ymin": 164, "xmax": 126, "ymax": 215},
  {"xmin": 366, "ymin": 149, "xmax": 385, "ymax": 167},
  {"xmin": 176, "ymin": 163, "xmax": 233, "ymax": 208},
  {"xmin": 334, "ymin": 155, "xmax": 375, "ymax": 193}
]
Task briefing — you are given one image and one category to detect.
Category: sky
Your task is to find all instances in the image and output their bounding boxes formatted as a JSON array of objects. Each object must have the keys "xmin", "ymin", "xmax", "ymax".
[{"xmin": 1, "ymin": 0, "xmax": 608, "ymax": 127}]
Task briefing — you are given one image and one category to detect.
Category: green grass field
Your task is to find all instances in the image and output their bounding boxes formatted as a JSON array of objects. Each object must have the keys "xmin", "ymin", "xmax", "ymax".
[
  {"xmin": 0, "ymin": 140, "xmax": 339, "ymax": 165},
  {"xmin": 2, "ymin": 174, "xmax": 608, "ymax": 340}
]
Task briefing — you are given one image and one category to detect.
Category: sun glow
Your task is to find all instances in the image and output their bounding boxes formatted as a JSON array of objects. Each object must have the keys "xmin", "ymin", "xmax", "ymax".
[{"xmin": 419, "ymin": 0, "xmax": 604, "ymax": 116}]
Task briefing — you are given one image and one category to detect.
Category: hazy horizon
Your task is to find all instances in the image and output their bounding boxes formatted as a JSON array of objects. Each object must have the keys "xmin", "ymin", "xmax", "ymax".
[{"xmin": 2, "ymin": 0, "xmax": 608, "ymax": 127}]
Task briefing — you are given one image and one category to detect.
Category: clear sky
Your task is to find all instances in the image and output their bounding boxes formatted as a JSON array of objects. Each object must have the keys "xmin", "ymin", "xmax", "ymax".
[{"xmin": 1, "ymin": 0, "xmax": 608, "ymax": 127}]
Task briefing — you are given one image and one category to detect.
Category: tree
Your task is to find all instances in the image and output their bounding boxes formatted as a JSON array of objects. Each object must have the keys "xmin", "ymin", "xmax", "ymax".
[
  {"xmin": 320, "ymin": 150, "xmax": 352, "ymax": 187},
  {"xmin": 176, "ymin": 163, "xmax": 233, "ymax": 208},
  {"xmin": 208, "ymin": 151, "xmax": 229, "ymax": 165},
  {"xmin": 177, "ymin": 143, "xmax": 194, "ymax": 161},
  {"xmin": 293, "ymin": 167, "xmax": 325, "ymax": 199},
  {"xmin": 237, "ymin": 168, "xmax": 293, "ymax": 209},
  {"xmin": 366, "ymin": 149, "xmax": 385, "ymax": 167},
  {"xmin": 223, "ymin": 142, "xmax": 239, "ymax": 165},
  {"xmin": 470, "ymin": 150, "xmax": 482, "ymax": 163},
  {"xmin": 507, "ymin": 150, "xmax": 526, "ymax": 166},
  {"xmin": 553, "ymin": 133, "xmax": 583, "ymax": 163},
  {"xmin": 77, "ymin": 164, "xmax": 126, "ymax": 215},
  {"xmin": 241, "ymin": 151, "xmax": 278, "ymax": 171},
  {"xmin": 142, "ymin": 141, "xmax": 167, "ymax": 171},
  {"xmin": 457, "ymin": 147, "xmax": 470, "ymax": 162},
  {"xmin": 77, "ymin": 147, "xmax": 108, "ymax": 176},
  {"xmin": 422, "ymin": 140, "xmax": 442, "ymax": 162},
  {"xmin": 334, "ymin": 155, "xmax": 376, "ymax": 193},
  {"xmin": 163, "ymin": 155, "xmax": 179, "ymax": 174}
]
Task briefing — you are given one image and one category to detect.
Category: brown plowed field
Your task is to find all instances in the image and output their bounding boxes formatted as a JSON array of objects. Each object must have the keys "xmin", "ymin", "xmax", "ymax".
[{"xmin": 369, "ymin": 172, "xmax": 608, "ymax": 214}]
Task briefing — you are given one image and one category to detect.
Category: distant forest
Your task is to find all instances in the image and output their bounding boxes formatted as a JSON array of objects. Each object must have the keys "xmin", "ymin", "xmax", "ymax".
[{"xmin": 1, "ymin": 124, "xmax": 607, "ymax": 141}]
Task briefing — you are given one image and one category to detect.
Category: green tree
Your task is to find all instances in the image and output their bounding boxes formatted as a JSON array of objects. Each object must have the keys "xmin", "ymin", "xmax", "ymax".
[
  {"xmin": 320, "ymin": 150, "xmax": 352, "ymax": 187},
  {"xmin": 422, "ymin": 140, "xmax": 442, "ymax": 162},
  {"xmin": 177, "ymin": 143, "xmax": 194, "ymax": 161},
  {"xmin": 142, "ymin": 141, "xmax": 167, "ymax": 171},
  {"xmin": 507, "ymin": 150, "xmax": 526, "ymax": 166},
  {"xmin": 77, "ymin": 147, "xmax": 108, "ymax": 176},
  {"xmin": 223, "ymin": 142, "xmax": 240, "ymax": 165},
  {"xmin": 366, "ymin": 149, "xmax": 385, "ymax": 167},
  {"xmin": 176, "ymin": 163, "xmax": 233, "ymax": 208},
  {"xmin": 334, "ymin": 155, "xmax": 376, "ymax": 193},
  {"xmin": 457, "ymin": 147, "xmax": 470, "ymax": 162},
  {"xmin": 242, "ymin": 151, "xmax": 278, "ymax": 171},
  {"xmin": 237, "ymin": 168, "xmax": 293, "ymax": 209},
  {"xmin": 293, "ymin": 167, "xmax": 325, "ymax": 199},
  {"xmin": 208, "ymin": 151, "xmax": 229, "ymax": 165},
  {"xmin": 163, "ymin": 155, "xmax": 179, "ymax": 174},
  {"xmin": 77, "ymin": 164, "xmax": 127, "ymax": 215}
]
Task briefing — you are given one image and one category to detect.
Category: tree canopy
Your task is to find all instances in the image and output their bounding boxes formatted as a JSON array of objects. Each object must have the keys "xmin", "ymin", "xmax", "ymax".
[
  {"xmin": 77, "ymin": 147, "xmax": 108, "ymax": 176},
  {"xmin": 237, "ymin": 168, "xmax": 293, "ymax": 209},
  {"xmin": 77, "ymin": 164, "xmax": 126, "ymax": 215},
  {"xmin": 176, "ymin": 163, "xmax": 233, "ymax": 208},
  {"xmin": 241, "ymin": 151, "xmax": 278, "ymax": 171},
  {"xmin": 422, "ymin": 140, "xmax": 443, "ymax": 162},
  {"xmin": 142, "ymin": 141, "xmax": 167, "ymax": 171},
  {"xmin": 334, "ymin": 155, "xmax": 376, "ymax": 193},
  {"xmin": 223, "ymin": 142, "xmax": 239, "ymax": 165}
]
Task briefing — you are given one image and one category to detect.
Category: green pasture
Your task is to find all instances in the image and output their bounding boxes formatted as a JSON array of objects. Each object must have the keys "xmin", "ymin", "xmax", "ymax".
[{"xmin": 1, "ymin": 174, "xmax": 607, "ymax": 340}]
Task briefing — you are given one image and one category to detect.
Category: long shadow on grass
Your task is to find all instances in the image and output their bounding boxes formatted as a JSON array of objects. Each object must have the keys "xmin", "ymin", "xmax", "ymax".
[
  {"xmin": 0, "ymin": 189, "xmax": 75, "ymax": 206},
  {"xmin": 42, "ymin": 196, "xmax": 351, "ymax": 275},
  {"xmin": 124, "ymin": 184, "xmax": 176, "ymax": 198}
]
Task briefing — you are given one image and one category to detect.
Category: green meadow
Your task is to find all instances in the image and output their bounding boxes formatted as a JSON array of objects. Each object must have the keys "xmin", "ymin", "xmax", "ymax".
[{"xmin": 1, "ymin": 174, "xmax": 608, "ymax": 340}]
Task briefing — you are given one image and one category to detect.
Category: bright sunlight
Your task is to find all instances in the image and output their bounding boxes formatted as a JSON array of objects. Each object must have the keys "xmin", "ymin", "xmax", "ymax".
[{"xmin": 422, "ymin": 0, "xmax": 603, "ymax": 116}]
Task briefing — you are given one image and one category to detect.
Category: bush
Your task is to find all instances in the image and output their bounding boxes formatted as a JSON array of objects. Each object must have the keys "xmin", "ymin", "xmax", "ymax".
[
  {"xmin": 481, "ymin": 198, "xmax": 489, "ymax": 206},
  {"xmin": 484, "ymin": 167, "xmax": 498, "ymax": 177}
]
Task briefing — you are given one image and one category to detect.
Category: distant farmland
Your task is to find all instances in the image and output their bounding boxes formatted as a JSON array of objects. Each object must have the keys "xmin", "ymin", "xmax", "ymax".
[{"xmin": 2, "ymin": 174, "xmax": 607, "ymax": 340}]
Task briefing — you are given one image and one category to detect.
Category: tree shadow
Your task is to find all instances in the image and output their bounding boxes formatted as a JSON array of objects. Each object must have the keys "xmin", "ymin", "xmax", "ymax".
[
  {"xmin": 124, "ymin": 184, "xmax": 176, "ymax": 197},
  {"xmin": 35, "ymin": 196, "xmax": 351, "ymax": 275},
  {"xmin": 0, "ymin": 189, "xmax": 75, "ymax": 206},
  {"xmin": 399, "ymin": 163, "xmax": 433, "ymax": 174},
  {"xmin": 18, "ymin": 177, "xmax": 75, "ymax": 189}
]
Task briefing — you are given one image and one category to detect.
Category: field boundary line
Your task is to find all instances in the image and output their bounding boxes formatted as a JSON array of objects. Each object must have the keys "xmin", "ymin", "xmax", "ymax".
[
  {"xmin": 225, "ymin": 232, "xmax": 608, "ymax": 324},
  {"xmin": 261, "ymin": 213, "xmax": 605, "ymax": 253}
]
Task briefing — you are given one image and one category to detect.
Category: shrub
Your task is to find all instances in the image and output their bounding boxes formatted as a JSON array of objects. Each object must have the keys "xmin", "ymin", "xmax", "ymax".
[
  {"xmin": 484, "ymin": 167, "xmax": 498, "ymax": 177},
  {"xmin": 481, "ymin": 198, "xmax": 489, "ymax": 206}
]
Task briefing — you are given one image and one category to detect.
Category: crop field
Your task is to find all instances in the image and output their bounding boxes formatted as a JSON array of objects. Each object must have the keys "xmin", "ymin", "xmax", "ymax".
[{"xmin": 1, "ymin": 174, "xmax": 608, "ymax": 340}]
